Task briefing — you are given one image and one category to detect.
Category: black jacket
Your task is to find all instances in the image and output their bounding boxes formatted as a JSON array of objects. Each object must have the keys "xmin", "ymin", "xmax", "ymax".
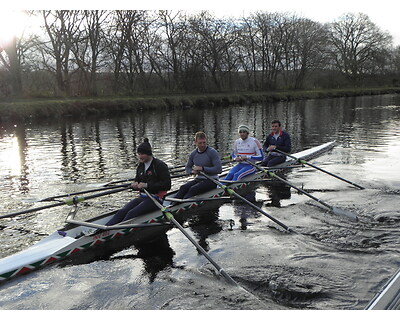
[
  {"xmin": 135, "ymin": 157, "xmax": 171, "ymax": 195},
  {"xmin": 263, "ymin": 130, "xmax": 291, "ymax": 154}
]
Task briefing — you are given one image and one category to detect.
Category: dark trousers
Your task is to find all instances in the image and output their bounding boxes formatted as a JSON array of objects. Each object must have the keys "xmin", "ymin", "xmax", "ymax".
[
  {"xmin": 174, "ymin": 178, "xmax": 217, "ymax": 199},
  {"xmin": 261, "ymin": 155, "xmax": 286, "ymax": 167},
  {"xmin": 106, "ymin": 196, "xmax": 161, "ymax": 226}
]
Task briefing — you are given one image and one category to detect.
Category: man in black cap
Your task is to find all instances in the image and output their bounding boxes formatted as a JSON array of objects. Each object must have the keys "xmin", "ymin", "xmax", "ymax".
[{"xmin": 106, "ymin": 138, "xmax": 171, "ymax": 225}]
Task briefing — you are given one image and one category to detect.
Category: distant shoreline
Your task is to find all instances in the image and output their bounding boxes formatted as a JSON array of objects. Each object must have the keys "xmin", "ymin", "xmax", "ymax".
[{"xmin": 1, "ymin": 87, "xmax": 399, "ymax": 123}]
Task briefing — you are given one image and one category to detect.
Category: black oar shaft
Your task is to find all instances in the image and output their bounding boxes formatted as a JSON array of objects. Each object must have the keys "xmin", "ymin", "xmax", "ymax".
[
  {"xmin": 274, "ymin": 175, "xmax": 333, "ymax": 210},
  {"xmin": 41, "ymin": 183, "xmax": 132, "ymax": 201},
  {"xmin": 143, "ymin": 189, "xmax": 238, "ymax": 285},
  {"xmin": 246, "ymin": 160, "xmax": 334, "ymax": 210},
  {"xmin": 245, "ymin": 159, "xmax": 358, "ymax": 221},
  {"xmin": 300, "ymin": 160, "xmax": 364, "ymax": 190},
  {"xmin": 275, "ymin": 149, "xmax": 364, "ymax": 190},
  {"xmin": 198, "ymin": 172, "xmax": 291, "ymax": 232},
  {"xmin": 0, "ymin": 202, "xmax": 65, "ymax": 219},
  {"xmin": 166, "ymin": 212, "xmax": 236, "ymax": 284},
  {"xmin": 0, "ymin": 187, "xmax": 130, "ymax": 219}
]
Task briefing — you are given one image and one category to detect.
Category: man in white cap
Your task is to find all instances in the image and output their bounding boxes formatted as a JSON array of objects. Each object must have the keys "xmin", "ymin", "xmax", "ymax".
[{"xmin": 224, "ymin": 125, "xmax": 264, "ymax": 181}]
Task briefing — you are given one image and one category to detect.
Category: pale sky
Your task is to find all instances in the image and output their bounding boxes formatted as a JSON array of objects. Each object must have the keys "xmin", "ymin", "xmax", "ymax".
[
  {"xmin": 204, "ymin": 0, "xmax": 400, "ymax": 46},
  {"xmin": 5, "ymin": 0, "xmax": 400, "ymax": 46}
]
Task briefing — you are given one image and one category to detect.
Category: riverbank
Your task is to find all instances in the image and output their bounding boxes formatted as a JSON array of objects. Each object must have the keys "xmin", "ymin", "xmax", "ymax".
[{"xmin": 1, "ymin": 87, "xmax": 400, "ymax": 123}]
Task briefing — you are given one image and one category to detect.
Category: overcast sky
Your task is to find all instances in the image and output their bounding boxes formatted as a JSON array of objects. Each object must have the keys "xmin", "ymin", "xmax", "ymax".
[{"xmin": 8, "ymin": 0, "xmax": 400, "ymax": 46}]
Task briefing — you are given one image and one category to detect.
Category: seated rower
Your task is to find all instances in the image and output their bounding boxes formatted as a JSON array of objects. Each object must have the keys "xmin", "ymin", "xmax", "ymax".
[
  {"xmin": 106, "ymin": 138, "xmax": 171, "ymax": 225},
  {"xmin": 261, "ymin": 120, "xmax": 291, "ymax": 167},
  {"xmin": 224, "ymin": 125, "xmax": 264, "ymax": 181},
  {"xmin": 174, "ymin": 131, "xmax": 222, "ymax": 200}
]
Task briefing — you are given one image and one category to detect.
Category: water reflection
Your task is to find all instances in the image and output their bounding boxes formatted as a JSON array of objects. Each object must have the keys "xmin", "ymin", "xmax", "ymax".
[
  {"xmin": 133, "ymin": 234, "xmax": 175, "ymax": 283},
  {"xmin": 1, "ymin": 94, "xmax": 400, "ymax": 205},
  {"xmin": 57, "ymin": 232, "xmax": 175, "ymax": 284},
  {"xmin": 0, "ymin": 124, "xmax": 29, "ymax": 194},
  {"xmin": 265, "ymin": 185, "xmax": 292, "ymax": 208},
  {"xmin": 186, "ymin": 208, "xmax": 223, "ymax": 252}
]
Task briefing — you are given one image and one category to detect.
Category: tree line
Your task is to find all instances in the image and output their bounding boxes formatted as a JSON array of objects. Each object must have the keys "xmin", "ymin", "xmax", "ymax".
[{"xmin": 0, "ymin": 10, "xmax": 399, "ymax": 99}]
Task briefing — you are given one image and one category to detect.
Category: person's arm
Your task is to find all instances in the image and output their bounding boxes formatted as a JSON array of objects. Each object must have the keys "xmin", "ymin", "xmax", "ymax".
[
  {"xmin": 131, "ymin": 164, "xmax": 143, "ymax": 190},
  {"xmin": 277, "ymin": 132, "xmax": 291, "ymax": 153},
  {"xmin": 146, "ymin": 160, "xmax": 171, "ymax": 193},
  {"xmin": 263, "ymin": 136, "xmax": 271, "ymax": 152},
  {"xmin": 249, "ymin": 139, "xmax": 264, "ymax": 161},
  {"xmin": 231, "ymin": 140, "xmax": 239, "ymax": 161},
  {"xmin": 185, "ymin": 151, "xmax": 195, "ymax": 174},
  {"xmin": 202, "ymin": 148, "xmax": 222, "ymax": 174}
]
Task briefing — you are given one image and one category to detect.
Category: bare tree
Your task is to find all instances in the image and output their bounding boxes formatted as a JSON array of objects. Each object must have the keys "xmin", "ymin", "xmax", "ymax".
[
  {"xmin": 70, "ymin": 10, "xmax": 110, "ymax": 96},
  {"xmin": 189, "ymin": 12, "xmax": 239, "ymax": 92},
  {"xmin": 0, "ymin": 36, "xmax": 23, "ymax": 97},
  {"xmin": 250, "ymin": 12, "xmax": 287, "ymax": 90},
  {"xmin": 328, "ymin": 13, "xmax": 392, "ymax": 86},
  {"xmin": 237, "ymin": 16, "xmax": 261, "ymax": 91},
  {"xmin": 280, "ymin": 17, "xmax": 328, "ymax": 89},
  {"xmin": 105, "ymin": 10, "xmax": 152, "ymax": 94},
  {"xmin": 156, "ymin": 10, "xmax": 188, "ymax": 91},
  {"xmin": 40, "ymin": 10, "xmax": 83, "ymax": 95},
  {"xmin": 392, "ymin": 46, "xmax": 400, "ymax": 75},
  {"xmin": 2, "ymin": 10, "xmax": 398, "ymax": 97}
]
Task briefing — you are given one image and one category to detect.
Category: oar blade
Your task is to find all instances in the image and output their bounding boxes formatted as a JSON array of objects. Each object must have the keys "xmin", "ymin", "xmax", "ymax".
[{"xmin": 331, "ymin": 207, "xmax": 358, "ymax": 221}]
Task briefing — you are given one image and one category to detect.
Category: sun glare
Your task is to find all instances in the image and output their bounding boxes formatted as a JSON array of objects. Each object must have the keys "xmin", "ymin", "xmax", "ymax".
[
  {"xmin": 0, "ymin": 10, "xmax": 27, "ymax": 47},
  {"xmin": 0, "ymin": 135, "xmax": 22, "ymax": 177}
]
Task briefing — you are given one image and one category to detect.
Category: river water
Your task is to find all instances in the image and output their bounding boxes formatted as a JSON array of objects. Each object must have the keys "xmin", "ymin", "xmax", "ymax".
[{"xmin": 0, "ymin": 94, "xmax": 399, "ymax": 310}]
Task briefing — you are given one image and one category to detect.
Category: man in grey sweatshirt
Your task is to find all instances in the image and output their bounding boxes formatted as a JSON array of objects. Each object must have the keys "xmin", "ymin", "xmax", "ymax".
[{"xmin": 174, "ymin": 132, "xmax": 222, "ymax": 199}]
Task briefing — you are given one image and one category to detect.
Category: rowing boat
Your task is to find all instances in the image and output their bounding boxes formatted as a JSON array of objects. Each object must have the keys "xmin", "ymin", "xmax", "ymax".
[
  {"xmin": 0, "ymin": 141, "xmax": 335, "ymax": 283},
  {"xmin": 365, "ymin": 266, "xmax": 400, "ymax": 310}
]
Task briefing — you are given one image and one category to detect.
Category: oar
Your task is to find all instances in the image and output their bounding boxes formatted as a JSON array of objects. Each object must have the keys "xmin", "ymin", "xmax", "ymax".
[
  {"xmin": 0, "ymin": 187, "xmax": 130, "ymax": 219},
  {"xmin": 43, "ymin": 171, "xmax": 193, "ymax": 202},
  {"xmin": 169, "ymin": 158, "xmax": 233, "ymax": 175},
  {"xmin": 198, "ymin": 172, "xmax": 292, "ymax": 232},
  {"xmin": 103, "ymin": 171, "xmax": 191, "ymax": 187},
  {"xmin": 142, "ymin": 188, "xmax": 238, "ymax": 285},
  {"xmin": 244, "ymin": 159, "xmax": 358, "ymax": 221},
  {"xmin": 274, "ymin": 149, "xmax": 365, "ymax": 190},
  {"xmin": 103, "ymin": 156, "xmax": 232, "ymax": 187},
  {"xmin": 165, "ymin": 196, "xmax": 233, "ymax": 203},
  {"xmin": 40, "ymin": 183, "xmax": 132, "ymax": 202}
]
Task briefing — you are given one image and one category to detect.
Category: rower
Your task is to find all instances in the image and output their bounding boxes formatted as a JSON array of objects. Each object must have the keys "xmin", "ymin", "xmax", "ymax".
[
  {"xmin": 224, "ymin": 125, "xmax": 264, "ymax": 181},
  {"xmin": 173, "ymin": 131, "xmax": 222, "ymax": 200},
  {"xmin": 105, "ymin": 138, "xmax": 171, "ymax": 225},
  {"xmin": 261, "ymin": 120, "xmax": 291, "ymax": 167}
]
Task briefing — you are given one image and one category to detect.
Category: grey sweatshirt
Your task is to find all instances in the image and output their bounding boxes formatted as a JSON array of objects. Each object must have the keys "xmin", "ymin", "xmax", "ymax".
[{"xmin": 185, "ymin": 146, "xmax": 222, "ymax": 179}]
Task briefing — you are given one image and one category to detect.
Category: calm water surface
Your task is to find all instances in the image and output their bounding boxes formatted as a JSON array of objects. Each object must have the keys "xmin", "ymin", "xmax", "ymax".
[{"xmin": 0, "ymin": 94, "xmax": 399, "ymax": 310}]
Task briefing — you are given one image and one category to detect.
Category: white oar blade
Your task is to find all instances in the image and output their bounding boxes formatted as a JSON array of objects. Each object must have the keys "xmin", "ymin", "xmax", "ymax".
[{"xmin": 331, "ymin": 207, "xmax": 358, "ymax": 221}]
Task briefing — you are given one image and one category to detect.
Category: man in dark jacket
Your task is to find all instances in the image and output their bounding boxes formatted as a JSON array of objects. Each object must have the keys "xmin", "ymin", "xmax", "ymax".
[
  {"xmin": 106, "ymin": 138, "xmax": 171, "ymax": 225},
  {"xmin": 261, "ymin": 120, "xmax": 291, "ymax": 167}
]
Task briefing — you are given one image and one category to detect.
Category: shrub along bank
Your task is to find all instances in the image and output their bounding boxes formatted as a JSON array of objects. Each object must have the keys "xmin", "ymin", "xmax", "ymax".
[{"xmin": 1, "ymin": 87, "xmax": 399, "ymax": 123}]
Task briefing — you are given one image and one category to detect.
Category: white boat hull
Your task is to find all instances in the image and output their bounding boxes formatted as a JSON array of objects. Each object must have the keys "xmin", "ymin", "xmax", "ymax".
[{"xmin": 366, "ymin": 267, "xmax": 400, "ymax": 310}]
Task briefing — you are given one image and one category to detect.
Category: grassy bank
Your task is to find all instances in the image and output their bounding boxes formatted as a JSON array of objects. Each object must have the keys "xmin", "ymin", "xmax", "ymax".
[{"xmin": 1, "ymin": 87, "xmax": 399, "ymax": 122}]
